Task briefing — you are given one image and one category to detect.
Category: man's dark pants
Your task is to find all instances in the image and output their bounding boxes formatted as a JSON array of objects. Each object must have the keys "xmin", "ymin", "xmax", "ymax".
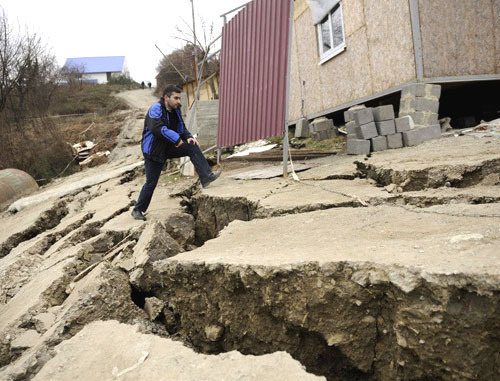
[{"xmin": 134, "ymin": 142, "xmax": 212, "ymax": 213}]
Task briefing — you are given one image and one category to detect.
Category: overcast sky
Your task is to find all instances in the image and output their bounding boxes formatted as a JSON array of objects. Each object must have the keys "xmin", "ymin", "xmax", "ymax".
[{"xmin": 1, "ymin": 0, "xmax": 246, "ymax": 85}]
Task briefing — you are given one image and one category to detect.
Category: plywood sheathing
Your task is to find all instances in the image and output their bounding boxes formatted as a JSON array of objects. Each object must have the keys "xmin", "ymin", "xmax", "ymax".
[
  {"xmin": 290, "ymin": 5, "xmax": 325, "ymax": 120},
  {"xmin": 289, "ymin": 21, "xmax": 303, "ymax": 121},
  {"xmin": 492, "ymin": 0, "xmax": 500, "ymax": 72},
  {"xmin": 364, "ymin": 0, "xmax": 416, "ymax": 93},
  {"xmin": 419, "ymin": 0, "xmax": 499, "ymax": 78},
  {"xmin": 319, "ymin": 27, "xmax": 373, "ymax": 110}
]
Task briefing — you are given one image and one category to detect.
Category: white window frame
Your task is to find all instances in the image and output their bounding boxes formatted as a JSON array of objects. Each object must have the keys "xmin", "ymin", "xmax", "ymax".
[{"xmin": 317, "ymin": 1, "xmax": 346, "ymax": 65}]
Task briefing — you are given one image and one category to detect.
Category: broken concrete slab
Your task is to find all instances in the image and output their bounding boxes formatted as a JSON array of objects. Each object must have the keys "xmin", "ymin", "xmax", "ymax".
[
  {"xmin": 33, "ymin": 320, "xmax": 324, "ymax": 381},
  {"xmin": 229, "ymin": 164, "xmax": 311, "ymax": 180},
  {"xmin": 8, "ymin": 162, "xmax": 143, "ymax": 213},
  {"xmin": 150, "ymin": 203, "xmax": 500, "ymax": 379},
  {"xmin": 356, "ymin": 136, "xmax": 500, "ymax": 190}
]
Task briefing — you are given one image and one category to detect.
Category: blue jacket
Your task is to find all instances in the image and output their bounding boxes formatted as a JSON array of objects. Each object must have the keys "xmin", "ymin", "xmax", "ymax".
[{"xmin": 141, "ymin": 100, "xmax": 192, "ymax": 163}]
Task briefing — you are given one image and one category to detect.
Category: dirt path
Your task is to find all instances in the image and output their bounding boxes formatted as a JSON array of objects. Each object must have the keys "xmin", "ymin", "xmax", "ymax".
[{"xmin": 115, "ymin": 88, "xmax": 157, "ymax": 111}]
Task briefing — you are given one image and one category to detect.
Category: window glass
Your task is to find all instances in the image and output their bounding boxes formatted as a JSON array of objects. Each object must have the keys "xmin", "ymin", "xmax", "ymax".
[
  {"xmin": 320, "ymin": 17, "xmax": 332, "ymax": 52},
  {"xmin": 331, "ymin": 6, "xmax": 344, "ymax": 49}
]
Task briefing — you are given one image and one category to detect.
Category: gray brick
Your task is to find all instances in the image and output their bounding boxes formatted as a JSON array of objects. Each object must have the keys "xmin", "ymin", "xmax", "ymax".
[
  {"xmin": 347, "ymin": 139, "xmax": 370, "ymax": 155},
  {"xmin": 345, "ymin": 120, "xmax": 357, "ymax": 134},
  {"xmin": 347, "ymin": 133, "xmax": 357, "ymax": 140},
  {"xmin": 387, "ymin": 133, "xmax": 403, "ymax": 149},
  {"xmin": 373, "ymin": 105, "xmax": 395, "ymax": 121},
  {"xmin": 399, "ymin": 111, "xmax": 438, "ymax": 126},
  {"xmin": 416, "ymin": 98, "xmax": 439, "ymax": 113},
  {"xmin": 402, "ymin": 129, "xmax": 423, "ymax": 147},
  {"xmin": 375, "ymin": 120, "xmax": 396, "ymax": 136},
  {"xmin": 419, "ymin": 124, "xmax": 441, "ymax": 142},
  {"xmin": 395, "ymin": 116, "xmax": 414, "ymax": 132},
  {"xmin": 311, "ymin": 129, "xmax": 332, "ymax": 141},
  {"xmin": 401, "ymin": 83, "xmax": 441, "ymax": 100},
  {"xmin": 310, "ymin": 117, "xmax": 334, "ymax": 133},
  {"xmin": 401, "ymin": 84, "xmax": 426, "ymax": 98},
  {"xmin": 354, "ymin": 108, "xmax": 374, "ymax": 126},
  {"xmin": 294, "ymin": 118, "xmax": 309, "ymax": 138},
  {"xmin": 344, "ymin": 109, "xmax": 354, "ymax": 122},
  {"xmin": 428, "ymin": 84, "xmax": 441, "ymax": 99},
  {"xmin": 355, "ymin": 122, "xmax": 378, "ymax": 140},
  {"xmin": 371, "ymin": 136, "xmax": 388, "ymax": 152}
]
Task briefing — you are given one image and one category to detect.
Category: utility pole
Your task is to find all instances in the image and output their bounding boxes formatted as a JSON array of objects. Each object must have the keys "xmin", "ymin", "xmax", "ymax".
[{"xmin": 191, "ymin": 0, "xmax": 199, "ymax": 93}]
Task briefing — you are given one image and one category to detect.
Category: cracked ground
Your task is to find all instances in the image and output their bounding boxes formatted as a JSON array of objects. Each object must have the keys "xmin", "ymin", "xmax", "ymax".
[{"xmin": 0, "ymin": 90, "xmax": 499, "ymax": 380}]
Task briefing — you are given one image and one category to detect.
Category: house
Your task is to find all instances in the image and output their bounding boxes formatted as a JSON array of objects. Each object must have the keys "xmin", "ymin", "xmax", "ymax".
[
  {"xmin": 289, "ymin": 0, "xmax": 500, "ymax": 127},
  {"xmin": 63, "ymin": 56, "xmax": 129, "ymax": 84}
]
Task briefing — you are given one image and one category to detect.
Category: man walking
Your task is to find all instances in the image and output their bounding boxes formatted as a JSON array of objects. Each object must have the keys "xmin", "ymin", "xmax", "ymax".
[{"xmin": 131, "ymin": 85, "xmax": 220, "ymax": 221}]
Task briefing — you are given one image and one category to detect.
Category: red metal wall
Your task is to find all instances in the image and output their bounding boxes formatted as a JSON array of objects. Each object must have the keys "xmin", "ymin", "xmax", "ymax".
[{"xmin": 217, "ymin": 0, "xmax": 291, "ymax": 147}]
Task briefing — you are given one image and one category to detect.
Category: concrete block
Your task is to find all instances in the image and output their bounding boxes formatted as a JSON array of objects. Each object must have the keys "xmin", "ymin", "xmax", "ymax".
[
  {"xmin": 419, "ymin": 124, "xmax": 441, "ymax": 141},
  {"xmin": 399, "ymin": 111, "xmax": 438, "ymax": 126},
  {"xmin": 416, "ymin": 98, "xmax": 439, "ymax": 113},
  {"xmin": 294, "ymin": 118, "xmax": 310, "ymax": 138},
  {"xmin": 344, "ymin": 109, "xmax": 354, "ymax": 122},
  {"xmin": 428, "ymin": 84, "xmax": 441, "ymax": 99},
  {"xmin": 371, "ymin": 136, "xmax": 388, "ymax": 152},
  {"xmin": 310, "ymin": 117, "xmax": 334, "ymax": 133},
  {"xmin": 354, "ymin": 108, "xmax": 374, "ymax": 126},
  {"xmin": 387, "ymin": 133, "xmax": 403, "ymax": 149},
  {"xmin": 347, "ymin": 139, "xmax": 370, "ymax": 155},
  {"xmin": 401, "ymin": 84, "xmax": 427, "ymax": 98},
  {"xmin": 401, "ymin": 84, "xmax": 441, "ymax": 100},
  {"xmin": 345, "ymin": 120, "xmax": 357, "ymax": 134},
  {"xmin": 395, "ymin": 116, "xmax": 414, "ymax": 132},
  {"xmin": 180, "ymin": 157, "xmax": 195, "ymax": 177},
  {"xmin": 373, "ymin": 105, "xmax": 395, "ymax": 121},
  {"xmin": 375, "ymin": 120, "xmax": 396, "ymax": 136},
  {"xmin": 355, "ymin": 122, "xmax": 378, "ymax": 140},
  {"xmin": 311, "ymin": 129, "xmax": 334, "ymax": 141},
  {"xmin": 347, "ymin": 133, "xmax": 357, "ymax": 140},
  {"xmin": 402, "ymin": 129, "xmax": 422, "ymax": 147}
]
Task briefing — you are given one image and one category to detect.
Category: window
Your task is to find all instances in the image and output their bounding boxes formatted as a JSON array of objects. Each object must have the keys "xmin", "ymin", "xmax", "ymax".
[{"xmin": 317, "ymin": 2, "xmax": 346, "ymax": 64}]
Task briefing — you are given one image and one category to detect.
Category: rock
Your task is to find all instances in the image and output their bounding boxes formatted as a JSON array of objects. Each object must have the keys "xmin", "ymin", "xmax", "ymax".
[
  {"xmin": 144, "ymin": 297, "xmax": 165, "ymax": 321},
  {"xmin": 205, "ymin": 325, "xmax": 224, "ymax": 342},
  {"xmin": 384, "ymin": 184, "xmax": 397, "ymax": 193},
  {"xmin": 164, "ymin": 213, "xmax": 195, "ymax": 248},
  {"xmin": 33, "ymin": 312, "xmax": 56, "ymax": 332},
  {"xmin": 11, "ymin": 330, "xmax": 40, "ymax": 350}
]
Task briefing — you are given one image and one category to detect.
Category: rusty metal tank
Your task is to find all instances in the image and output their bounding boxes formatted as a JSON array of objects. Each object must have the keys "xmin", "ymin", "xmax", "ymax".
[{"xmin": 0, "ymin": 168, "xmax": 39, "ymax": 208}]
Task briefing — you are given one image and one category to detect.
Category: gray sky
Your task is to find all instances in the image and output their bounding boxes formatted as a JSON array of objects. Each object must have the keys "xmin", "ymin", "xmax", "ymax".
[{"xmin": 1, "ymin": 0, "xmax": 246, "ymax": 84}]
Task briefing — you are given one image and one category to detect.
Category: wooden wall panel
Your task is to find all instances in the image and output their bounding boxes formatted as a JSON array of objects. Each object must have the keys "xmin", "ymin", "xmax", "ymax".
[
  {"xmin": 291, "ymin": 7, "xmax": 325, "ymax": 120},
  {"xmin": 319, "ymin": 26, "xmax": 373, "ymax": 108},
  {"xmin": 419, "ymin": 0, "xmax": 498, "ymax": 78},
  {"xmin": 364, "ymin": 0, "xmax": 416, "ymax": 93}
]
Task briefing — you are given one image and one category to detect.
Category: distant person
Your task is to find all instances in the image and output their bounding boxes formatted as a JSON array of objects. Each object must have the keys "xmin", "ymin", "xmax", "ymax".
[
  {"xmin": 141, "ymin": 81, "xmax": 145, "ymax": 89},
  {"xmin": 147, "ymin": 81, "xmax": 152, "ymax": 89},
  {"xmin": 131, "ymin": 84, "xmax": 221, "ymax": 221}
]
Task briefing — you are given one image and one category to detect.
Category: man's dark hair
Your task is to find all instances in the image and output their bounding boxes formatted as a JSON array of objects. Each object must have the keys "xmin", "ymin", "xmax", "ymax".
[{"xmin": 163, "ymin": 85, "xmax": 182, "ymax": 97}]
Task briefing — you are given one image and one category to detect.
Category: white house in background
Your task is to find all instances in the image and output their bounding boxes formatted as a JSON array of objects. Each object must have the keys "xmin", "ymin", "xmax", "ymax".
[{"xmin": 63, "ymin": 56, "xmax": 129, "ymax": 84}]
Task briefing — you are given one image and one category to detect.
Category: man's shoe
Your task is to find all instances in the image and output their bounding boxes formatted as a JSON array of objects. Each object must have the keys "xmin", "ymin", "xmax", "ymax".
[
  {"xmin": 131, "ymin": 209, "xmax": 146, "ymax": 221},
  {"xmin": 201, "ymin": 171, "xmax": 221, "ymax": 188}
]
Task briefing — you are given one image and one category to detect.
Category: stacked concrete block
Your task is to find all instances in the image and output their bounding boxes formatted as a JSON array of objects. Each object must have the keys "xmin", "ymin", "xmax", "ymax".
[
  {"xmin": 347, "ymin": 107, "xmax": 381, "ymax": 155},
  {"xmin": 347, "ymin": 138, "xmax": 370, "ymax": 155},
  {"xmin": 309, "ymin": 117, "xmax": 335, "ymax": 141},
  {"xmin": 387, "ymin": 133, "xmax": 403, "ymax": 149},
  {"xmin": 395, "ymin": 115, "xmax": 414, "ymax": 133},
  {"xmin": 294, "ymin": 118, "xmax": 310, "ymax": 138},
  {"xmin": 398, "ymin": 83, "xmax": 442, "ymax": 145},
  {"xmin": 371, "ymin": 136, "xmax": 388, "ymax": 152}
]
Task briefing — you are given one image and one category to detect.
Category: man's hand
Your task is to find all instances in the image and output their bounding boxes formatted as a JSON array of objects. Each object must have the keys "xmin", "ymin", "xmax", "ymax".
[
  {"xmin": 187, "ymin": 137, "xmax": 199, "ymax": 146},
  {"xmin": 175, "ymin": 140, "xmax": 184, "ymax": 147}
]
